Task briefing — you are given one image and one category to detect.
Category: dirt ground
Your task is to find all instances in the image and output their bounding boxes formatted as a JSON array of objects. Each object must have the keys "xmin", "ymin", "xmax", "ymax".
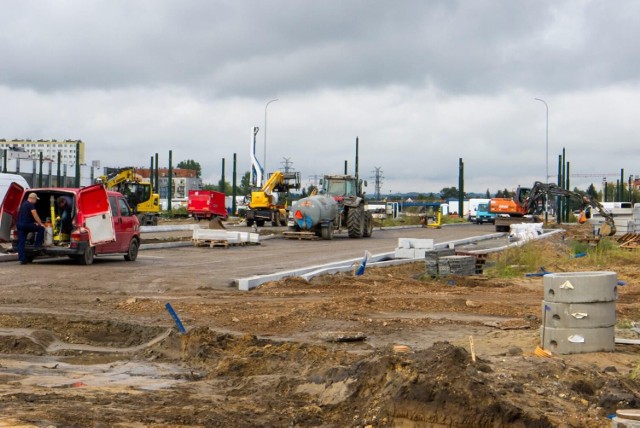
[{"xmin": 2, "ymin": 224, "xmax": 640, "ymax": 427}]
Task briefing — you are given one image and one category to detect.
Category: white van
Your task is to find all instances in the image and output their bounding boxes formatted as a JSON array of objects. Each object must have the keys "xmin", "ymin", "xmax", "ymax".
[{"xmin": 0, "ymin": 173, "xmax": 29, "ymax": 207}]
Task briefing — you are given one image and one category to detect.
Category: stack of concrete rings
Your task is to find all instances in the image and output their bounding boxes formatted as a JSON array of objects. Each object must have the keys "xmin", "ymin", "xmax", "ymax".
[{"xmin": 542, "ymin": 271, "xmax": 617, "ymax": 354}]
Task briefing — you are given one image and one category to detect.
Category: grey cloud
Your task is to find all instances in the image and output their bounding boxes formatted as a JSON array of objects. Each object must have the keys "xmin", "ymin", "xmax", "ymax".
[{"xmin": 5, "ymin": 0, "xmax": 639, "ymax": 98}]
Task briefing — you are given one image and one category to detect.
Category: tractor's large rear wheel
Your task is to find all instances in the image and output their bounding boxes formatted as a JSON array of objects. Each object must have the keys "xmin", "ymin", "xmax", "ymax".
[
  {"xmin": 363, "ymin": 212, "xmax": 373, "ymax": 238},
  {"xmin": 347, "ymin": 206, "xmax": 364, "ymax": 238}
]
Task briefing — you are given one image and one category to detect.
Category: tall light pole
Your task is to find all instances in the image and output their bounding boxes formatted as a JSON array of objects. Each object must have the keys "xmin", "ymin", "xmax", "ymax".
[
  {"xmin": 264, "ymin": 98, "xmax": 278, "ymax": 174},
  {"xmin": 534, "ymin": 98, "xmax": 549, "ymax": 223}
]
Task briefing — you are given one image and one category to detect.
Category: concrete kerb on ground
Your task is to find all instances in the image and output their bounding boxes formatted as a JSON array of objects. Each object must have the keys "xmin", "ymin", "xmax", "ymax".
[
  {"xmin": 234, "ymin": 228, "xmax": 564, "ymax": 291},
  {"xmin": 458, "ymin": 228, "xmax": 564, "ymax": 255}
]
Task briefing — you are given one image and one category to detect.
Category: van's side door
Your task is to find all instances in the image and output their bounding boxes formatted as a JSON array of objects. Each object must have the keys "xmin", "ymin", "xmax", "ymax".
[
  {"xmin": 115, "ymin": 196, "xmax": 137, "ymax": 251},
  {"xmin": 107, "ymin": 195, "xmax": 137, "ymax": 252}
]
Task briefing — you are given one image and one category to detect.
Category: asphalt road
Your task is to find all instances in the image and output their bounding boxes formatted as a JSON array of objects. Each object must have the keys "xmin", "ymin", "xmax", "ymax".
[
  {"xmin": 131, "ymin": 223, "xmax": 499, "ymax": 291},
  {"xmin": 1, "ymin": 224, "xmax": 500, "ymax": 293}
]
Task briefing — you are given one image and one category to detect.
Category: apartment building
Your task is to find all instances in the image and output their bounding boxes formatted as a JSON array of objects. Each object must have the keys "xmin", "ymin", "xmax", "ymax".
[{"xmin": 0, "ymin": 139, "xmax": 85, "ymax": 164}]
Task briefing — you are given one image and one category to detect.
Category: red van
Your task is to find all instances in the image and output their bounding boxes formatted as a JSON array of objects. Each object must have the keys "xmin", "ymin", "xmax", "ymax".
[{"xmin": 0, "ymin": 184, "xmax": 141, "ymax": 265}]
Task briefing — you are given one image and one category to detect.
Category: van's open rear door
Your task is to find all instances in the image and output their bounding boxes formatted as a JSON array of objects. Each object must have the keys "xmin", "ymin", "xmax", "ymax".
[
  {"xmin": 0, "ymin": 183, "xmax": 24, "ymax": 242},
  {"xmin": 77, "ymin": 184, "xmax": 115, "ymax": 245}
]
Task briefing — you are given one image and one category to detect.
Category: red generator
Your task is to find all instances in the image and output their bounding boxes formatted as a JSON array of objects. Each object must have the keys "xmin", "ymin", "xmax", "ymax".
[{"xmin": 187, "ymin": 190, "xmax": 228, "ymax": 221}]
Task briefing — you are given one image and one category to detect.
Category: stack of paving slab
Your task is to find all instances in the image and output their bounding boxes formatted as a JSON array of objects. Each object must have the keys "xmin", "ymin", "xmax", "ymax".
[
  {"xmin": 394, "ymin": 238, "xmax": 434, "ymax": 259},
  {"xmin": 192, "ymin": 229, "xmax": 259, "ymax": 245},
  {"xmin": 626, "ymin": 205, "xmax": 640, "ymax": 233},
  {"xmin": 436, "ymin": 255, "xmax": 476, "ymax": 276},
  {"xmin": 425, "ymin": 248, "xmax": 456, "ymax": 276},
  {"xmin": 541, "ymin": 271, "xmax": 617, "ymax": 354}
]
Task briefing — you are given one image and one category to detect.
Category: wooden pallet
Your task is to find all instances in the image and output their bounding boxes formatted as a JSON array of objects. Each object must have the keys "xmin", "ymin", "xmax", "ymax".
[
  {"xmin": 192, "ymin": 239, "xmax": 243, "ymax": 248},
  {"xmin": 283, "ymin": 231, "xmax": 318, "ymax": 240},
  {"xmin": 574, "ymin": 235, "xmax": 601, "ymax": 246},
  {"xmin": 618, "ymin": 233, "xmax": 640, "ymax": 250}
]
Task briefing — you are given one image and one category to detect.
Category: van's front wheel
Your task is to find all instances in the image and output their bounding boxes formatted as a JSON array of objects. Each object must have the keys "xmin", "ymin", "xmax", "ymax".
[{"xmin": 125, "ymin": 239, "xmax": 139, "ymax": 262}]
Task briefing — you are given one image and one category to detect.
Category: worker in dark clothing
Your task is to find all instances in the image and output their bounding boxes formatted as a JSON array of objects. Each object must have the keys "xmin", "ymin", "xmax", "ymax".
[
  {"xmin": 17, "ymin": 192, "xmax": 45, "ymax": 264},
  {"xmin": 56, "ymin": 195, "xmax": 73, "ymax": 236}
]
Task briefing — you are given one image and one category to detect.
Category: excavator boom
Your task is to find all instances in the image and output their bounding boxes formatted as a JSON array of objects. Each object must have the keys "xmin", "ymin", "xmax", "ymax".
[
  {"xmin": 526, "ymin": 182, "xmax": 616, "ymax": 236},
  {"xmin": 490, "ymin": 181, "xmax": 616, "ymax": 236}
]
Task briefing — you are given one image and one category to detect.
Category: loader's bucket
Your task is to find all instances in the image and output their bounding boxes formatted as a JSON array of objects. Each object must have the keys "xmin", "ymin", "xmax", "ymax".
[
  {"xmin": 209, "ymin": 217, "xmax": 226, "ymax": 230},
  {"xmin": 600, "ymin": 222, "xmax": 615, "ymax": 236}
]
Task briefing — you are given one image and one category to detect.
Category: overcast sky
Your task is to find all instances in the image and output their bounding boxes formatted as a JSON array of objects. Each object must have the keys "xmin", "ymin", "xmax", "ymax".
[{"xmin": 1, "ymin": 0, "xmax": 639, "ymax": 196}]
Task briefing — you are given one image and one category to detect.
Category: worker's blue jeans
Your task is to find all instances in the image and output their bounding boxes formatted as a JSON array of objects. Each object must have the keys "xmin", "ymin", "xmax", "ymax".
[
  {"xmin": 17, "ymin": 224, "xmax": 44, "ymax": 263},
  {"xmin": 60, "ymin": 210, "xmax": 72, "ymax": 234}
]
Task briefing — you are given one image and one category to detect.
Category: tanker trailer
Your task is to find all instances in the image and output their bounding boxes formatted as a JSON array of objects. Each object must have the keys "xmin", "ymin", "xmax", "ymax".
[{"xmin": 288, "ymin": 174, "xmax": 373, "ymax": 240}]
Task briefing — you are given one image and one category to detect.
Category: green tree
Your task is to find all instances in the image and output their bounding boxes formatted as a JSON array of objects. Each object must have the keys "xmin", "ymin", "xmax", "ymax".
[
  {"xmin": 177, "ymin": 160, "xmax": 202, "ymax": 178},
  {"xmin": 216, "ymin": 180, "xmax": 232, "ymax": 194},
  {"xmin": 439, "ymin": 187, "xmax": 459, "ymax": 199},
  {"xmin": 485, "ymin": 189, "xmax": 491, "ymax": 198},
  {"xmin": 495, "ymin": 189, "xmax": 513, "ymax": 198},
  {"xmin": 586, "ymin": 183, "xmax": 598, "ymax": 200},
  {"xmin": 239, "ymin": 171, "xmax": 252, "ymax": 196}
]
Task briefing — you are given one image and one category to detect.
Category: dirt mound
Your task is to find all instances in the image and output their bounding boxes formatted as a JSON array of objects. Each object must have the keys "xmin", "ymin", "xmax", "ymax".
[{"xmin": 159, "ymin": 327, "xmax": 634, "ymax": 427}]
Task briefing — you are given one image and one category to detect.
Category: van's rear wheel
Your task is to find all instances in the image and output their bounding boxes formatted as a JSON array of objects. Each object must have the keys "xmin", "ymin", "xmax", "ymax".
[
  {"xmin": 79, "ymin": 246, "xmax": 94, "ymax": 265},
  {"xmin": 124, "ymin": 239, "xmax": 139, "ymax": 261}
]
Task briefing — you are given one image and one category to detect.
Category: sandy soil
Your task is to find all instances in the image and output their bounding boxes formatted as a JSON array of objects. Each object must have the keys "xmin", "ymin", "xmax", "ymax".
[{"xmin": 1, "ymin": 223, "xmax": 640, "ymax": 427}]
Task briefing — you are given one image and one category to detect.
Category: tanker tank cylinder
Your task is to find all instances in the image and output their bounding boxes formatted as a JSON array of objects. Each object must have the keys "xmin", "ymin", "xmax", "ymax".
[
  {"xmin": 293, "ymin": 207, "xmax": 315, "ymax": 229},
  {"xmin": 293, "ymin": 195, "xmax": 338, "ymax": 230}
]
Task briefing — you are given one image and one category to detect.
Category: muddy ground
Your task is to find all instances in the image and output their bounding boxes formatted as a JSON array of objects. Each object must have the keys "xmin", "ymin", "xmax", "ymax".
[{"xmin": 2, "ymin": 224, "xmax": 640, "ymax": 427}]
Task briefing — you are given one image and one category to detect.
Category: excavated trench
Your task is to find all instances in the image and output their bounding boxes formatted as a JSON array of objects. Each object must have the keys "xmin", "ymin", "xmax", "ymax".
[{"xmin": 0, "ymin": 314, "xmax": 557, "ymax": 426}]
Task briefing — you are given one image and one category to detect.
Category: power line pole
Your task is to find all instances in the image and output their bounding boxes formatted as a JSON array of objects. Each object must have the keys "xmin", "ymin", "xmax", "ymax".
[
  {"xmin": 280, "ymin": 157, "xmax": 294, "ymax": 173},
  {"xmin": 371, "ymin": 167, "xmax": 384, "ymax": 200}
]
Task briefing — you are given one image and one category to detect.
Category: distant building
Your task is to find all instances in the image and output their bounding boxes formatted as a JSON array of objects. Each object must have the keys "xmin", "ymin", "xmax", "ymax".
[{"xmin": 0, "ymin": 139, "xmax": 85, "ymax": 164}]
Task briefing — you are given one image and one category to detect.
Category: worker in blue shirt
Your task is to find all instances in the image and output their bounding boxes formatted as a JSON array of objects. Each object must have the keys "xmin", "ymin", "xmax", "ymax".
[{"xmin": 17, "ymin": 192, "xmax": 45, "ymax": 264}]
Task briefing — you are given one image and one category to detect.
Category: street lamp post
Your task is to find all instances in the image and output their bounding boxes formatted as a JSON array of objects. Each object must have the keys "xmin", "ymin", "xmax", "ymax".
[
  {"xmin": 534, "ymin": 98, "xmax": 549, "ymax": 223},
  {"xmin": 264, "ymin": 98, "xmax": 278, "ymax": 175}
]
